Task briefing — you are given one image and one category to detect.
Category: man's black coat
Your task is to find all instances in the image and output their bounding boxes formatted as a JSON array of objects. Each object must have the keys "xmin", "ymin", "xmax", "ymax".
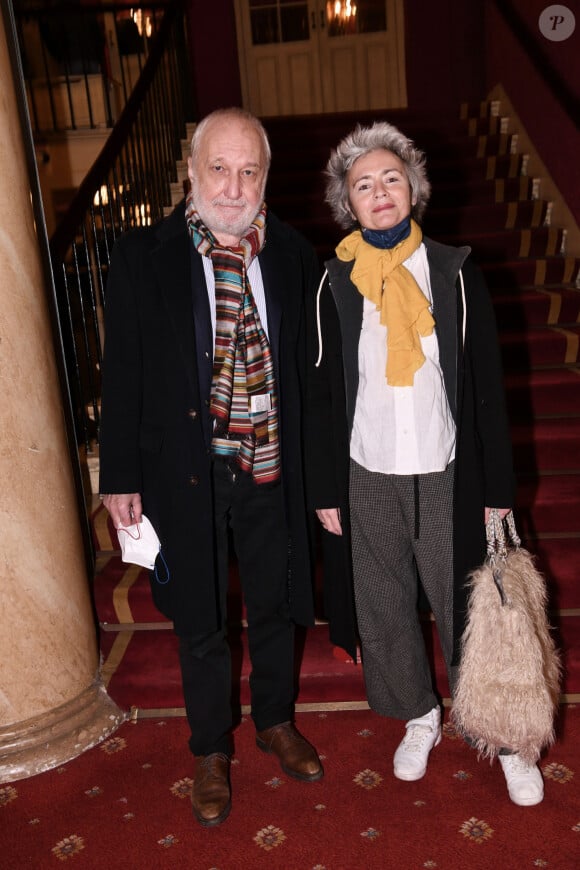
[{"xmin": 99, "ymin": 203, "xmax": 319, "ymax": 637}]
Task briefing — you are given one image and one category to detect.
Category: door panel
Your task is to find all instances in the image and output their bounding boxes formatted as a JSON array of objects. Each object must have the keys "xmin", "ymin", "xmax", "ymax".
[
  {"xmin": 254, "ymin": 57, "xmax": 283, "ymax": 116},
  {"xmin": 288, "ymin": 51, "xmax": 322, "ymax": 113},
  {"xmin": 320, "ymin": 1, "xmax": 406, "ymax": 113},
  {"xmin": 325, "ymin": 45, "xmax": 357, "ymax": 111},
  {"xmin": 235, "ymin": 1, "xmax": 324, "ymax": 116}
]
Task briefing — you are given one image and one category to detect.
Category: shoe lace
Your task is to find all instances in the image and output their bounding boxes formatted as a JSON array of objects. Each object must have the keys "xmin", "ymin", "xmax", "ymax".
[
  {"xmin": 402, "ymin": 725, "xmax": 432, "ymax": 752},
  {"xmin": 503, "ymin": 754, "xmax": 533, "ymax": 774}
]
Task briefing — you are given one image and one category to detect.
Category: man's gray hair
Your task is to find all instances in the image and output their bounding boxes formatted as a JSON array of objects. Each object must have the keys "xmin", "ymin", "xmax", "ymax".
[
  {"xmin": 325, "ymin": 121, "xmax": 431, "ymax": 229},
  {"xmin": 190, "ymin": 107, "xmax": 271, "ymax": 169}
]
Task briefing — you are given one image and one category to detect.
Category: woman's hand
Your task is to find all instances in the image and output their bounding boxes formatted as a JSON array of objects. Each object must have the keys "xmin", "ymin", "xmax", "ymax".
[
  {"xmin": 484, "ymin": 506, "xmax": 511, "ymax": 524},
  {"xmin": 316, "ymin": 507, "xmax": 342, "ymax": 536}
]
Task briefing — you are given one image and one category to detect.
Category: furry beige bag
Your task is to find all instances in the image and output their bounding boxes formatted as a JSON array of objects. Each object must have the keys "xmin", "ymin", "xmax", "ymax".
[{"xmin": 452, "ymin": 510, "xmax": 560, "ymax": 764}]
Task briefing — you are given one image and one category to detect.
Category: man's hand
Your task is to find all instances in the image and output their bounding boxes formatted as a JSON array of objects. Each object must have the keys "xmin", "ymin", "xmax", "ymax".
[
  {"xmin": 316, "ymin": 507, "xmax": 342, "ymax": 536},
  {"xmin": 101, "ymin": 493, "xmax": 143, "ymax": 528}
]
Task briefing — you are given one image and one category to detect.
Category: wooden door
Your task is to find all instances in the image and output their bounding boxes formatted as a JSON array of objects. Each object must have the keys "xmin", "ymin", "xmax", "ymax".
[{"xmin": 234, "ymin": 0, "xmax": 407, "ymax": 116}]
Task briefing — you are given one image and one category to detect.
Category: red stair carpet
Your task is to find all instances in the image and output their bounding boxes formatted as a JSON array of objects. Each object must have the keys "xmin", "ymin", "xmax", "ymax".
[{"xmin": 3, "ymin": 708, "xmax": 579, "ymax": 869}]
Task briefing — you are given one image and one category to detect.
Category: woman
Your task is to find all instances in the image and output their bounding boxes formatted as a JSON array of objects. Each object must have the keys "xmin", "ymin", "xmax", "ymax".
[{"xmin": 308, "ymin": 121, "xmax": 544, "ymax": 806}]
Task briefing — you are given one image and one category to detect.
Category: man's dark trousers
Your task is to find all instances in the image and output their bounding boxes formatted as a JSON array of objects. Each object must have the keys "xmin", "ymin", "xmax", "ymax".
[{"xmin": 178, "ymin": 459, "xmax": 296, "ymax": 757}]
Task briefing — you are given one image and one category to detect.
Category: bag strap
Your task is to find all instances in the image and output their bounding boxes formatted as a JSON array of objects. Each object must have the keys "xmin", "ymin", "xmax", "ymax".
[
  {"xmin": 486, "ymin": 508, "xmax": 521, "ymax": 557},
  {"xmin": 485, "ymin": 509, "xmax": 521, "ymax": 606}
]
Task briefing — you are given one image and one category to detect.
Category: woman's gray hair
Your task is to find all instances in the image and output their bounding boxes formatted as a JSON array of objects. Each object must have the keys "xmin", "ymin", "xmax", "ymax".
[
  {"xmin": 325, "ymin": 121, "xmax": 431, "ymax": 229},
  {"xmin": 190, "ymin": 107, "xmax": 272, "ymax": 170}
]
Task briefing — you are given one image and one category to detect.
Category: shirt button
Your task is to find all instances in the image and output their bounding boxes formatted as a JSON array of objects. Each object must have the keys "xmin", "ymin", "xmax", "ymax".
[
  {"xmin": 205, "ymin": 351, "xmax": 210, "ymax": 359},
  {"xmin": 189, "ymin": 475, "xmax": 199, "ymax": 486},
  {"xmin": 187, "ymin": 409, "xmax": 198, "ymax": 420}
]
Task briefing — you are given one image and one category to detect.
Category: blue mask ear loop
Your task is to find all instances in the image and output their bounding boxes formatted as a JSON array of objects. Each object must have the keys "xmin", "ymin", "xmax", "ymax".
[{"xmin": 154, "ymin": 550, "xmax": 170, "ymax": 585}]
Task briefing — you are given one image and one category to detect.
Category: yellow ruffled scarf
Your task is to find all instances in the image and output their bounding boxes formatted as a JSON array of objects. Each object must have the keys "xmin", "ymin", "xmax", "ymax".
[{"xmin": 336, "ymin": 219, "xmax": 435, "ymax": 387}]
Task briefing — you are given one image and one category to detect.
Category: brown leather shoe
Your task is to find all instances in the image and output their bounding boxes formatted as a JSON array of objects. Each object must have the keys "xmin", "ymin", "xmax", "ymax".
[
  {"xmin": 191, "ymin": 752, "xmax": 231, "ymax": 827},
  {"xmin": 256, "ymin": 721, "xmax": 323, "ymax": 782}
]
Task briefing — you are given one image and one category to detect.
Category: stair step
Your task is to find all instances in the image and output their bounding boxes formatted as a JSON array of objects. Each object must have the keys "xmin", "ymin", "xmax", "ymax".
[
  {"xmin": 492, "ymin": 287, "xmax": 580, "ymax": 327},
  {"xmin": 517, "ymin": 473, "xmax": 580, "ymax": 535},
  {"xmin": 528, "ymin": 536, "xmax": 580, "ymax": 609},
  {"xmin": 423, "ymin": 176, "xmax": 537, "ymax": 208},
  {"xmin": 500, "ymin": 324, "xmax": 580, "ymax": 368},
  {"xmin": 481, "ymin": 256, "xmax": 579, "ymax": 288},
  {"xmin": 511, "ymin": 417, "xmax": 580, "ymax": 473},
  {"xmin": 464, "ymin": 115, "xmax": 510, "ymax": 136},
  {"xmin": 460, "ymin": 100, "xmax": 501, "ymax": 119},
  {"xmin": 455, "ymin": 227, "xmax": 565, "ymax": 261},
  {"xmin": 505, "ymin": 367, "xmax": 580, "ymax": 417},
  {"xmin": 425, "ymin": 200, "xmax": 549, "ymax": 235}
]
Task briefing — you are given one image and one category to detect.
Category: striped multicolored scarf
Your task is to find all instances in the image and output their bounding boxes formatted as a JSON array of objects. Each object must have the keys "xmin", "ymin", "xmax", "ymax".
[{"xmin": 185, "ymin": 194, "xmax": 280, "ymax": 484}]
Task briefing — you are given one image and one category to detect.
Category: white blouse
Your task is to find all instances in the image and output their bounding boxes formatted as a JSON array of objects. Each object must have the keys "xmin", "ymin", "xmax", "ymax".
[{"xmin": 350, "ymin": 243, "xmax": 456, "ymax": 475}]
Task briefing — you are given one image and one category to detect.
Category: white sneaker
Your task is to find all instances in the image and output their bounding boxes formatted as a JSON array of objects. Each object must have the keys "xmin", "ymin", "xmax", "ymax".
[
  {"xmin": 499, "ymin": 754, "xmax": 544, "ymax": 806},
  {"xmin": 393, "ymin": 706, "xmax": 442, "ymax": 781}
]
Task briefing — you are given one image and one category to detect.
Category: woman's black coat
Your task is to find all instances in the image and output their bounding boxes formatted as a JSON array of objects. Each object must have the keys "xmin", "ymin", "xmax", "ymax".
[{"xmin": 305, "ymin": 237, "xmax": 515, "ymax": 662}]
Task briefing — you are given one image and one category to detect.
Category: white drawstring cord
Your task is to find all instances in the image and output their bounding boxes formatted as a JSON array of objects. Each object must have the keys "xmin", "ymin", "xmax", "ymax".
[
  {"xmin": 315, "ymin": 266, "xmax": 466, "ymax": 364},
  {"xmin": 459, "ymin": 268, "xmax": 466, "ymax": 348},
  {"xmin": 315, "ymin": 269, "xmax": 328, "ymax": 367}
]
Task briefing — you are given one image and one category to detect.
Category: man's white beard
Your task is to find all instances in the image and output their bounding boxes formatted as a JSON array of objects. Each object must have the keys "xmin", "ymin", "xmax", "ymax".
[{"xmin": 191, "ymin": 178, "xmax": 264, "ymax": 242}]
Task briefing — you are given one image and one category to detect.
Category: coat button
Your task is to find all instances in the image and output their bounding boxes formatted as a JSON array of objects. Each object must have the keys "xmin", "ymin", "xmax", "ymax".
[
  {"xmin": 189, "ymin": 475, "xmax": 199, "ymax": 486},
  {"xmin": 187, "ymin": 408, "xmax": 198, "ymax": 419}
]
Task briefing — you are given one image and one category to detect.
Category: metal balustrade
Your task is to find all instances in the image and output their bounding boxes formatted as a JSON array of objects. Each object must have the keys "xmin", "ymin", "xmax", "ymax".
[
  {"xmin": 43, "ymin": 0, "xmax": 194, "ymax": 457},
  {"xmin": 15, "ymin": 1, "xmax": 172, "ymax": 132}
]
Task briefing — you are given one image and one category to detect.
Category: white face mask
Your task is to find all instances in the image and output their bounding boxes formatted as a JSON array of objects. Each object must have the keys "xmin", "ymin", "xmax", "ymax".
[{"xmin": 117, "ymin": 514, "xmax": 160, "ymax": 570}]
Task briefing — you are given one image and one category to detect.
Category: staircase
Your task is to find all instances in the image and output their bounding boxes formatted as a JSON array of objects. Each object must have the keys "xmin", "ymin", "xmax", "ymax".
[{"xmin": 95, "ymin": 101, "xmax": 580, "ymax": 715}]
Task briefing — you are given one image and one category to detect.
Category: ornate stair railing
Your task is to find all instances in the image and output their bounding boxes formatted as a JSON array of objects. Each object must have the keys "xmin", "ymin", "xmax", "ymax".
[
  {"xmin": 46, "ymin": 0, "xmax": 194, "ymax": 459},
  {"xmin": 15, "ymin": 1, "xmax": 171, "ymax": 133}
]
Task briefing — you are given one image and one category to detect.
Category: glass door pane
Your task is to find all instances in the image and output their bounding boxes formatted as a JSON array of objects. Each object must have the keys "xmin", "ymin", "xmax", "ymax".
[
  {"xmin": 325, "ymin": 0, "xmax": 386, "ymax": 37},
  {"xmin": 250, "ymin": 1, "xmax": 310, "ymax": 44}
]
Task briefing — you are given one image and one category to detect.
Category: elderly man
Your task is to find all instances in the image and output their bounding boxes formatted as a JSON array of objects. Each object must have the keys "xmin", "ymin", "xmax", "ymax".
[{"xmin": 99, "ymin": 108, "xmax": 323, "ymax": 827}]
